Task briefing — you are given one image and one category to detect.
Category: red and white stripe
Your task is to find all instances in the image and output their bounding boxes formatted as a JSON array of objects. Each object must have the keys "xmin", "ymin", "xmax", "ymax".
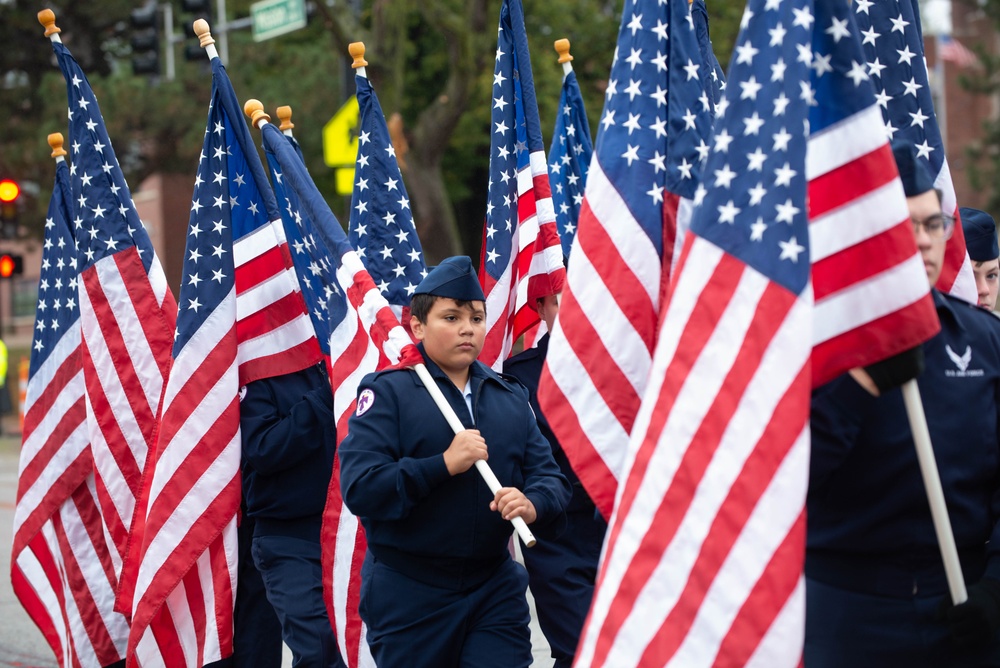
[
  {"xmin": 479, "ymin": 150, "xmax": 565, "ymax": 369},
  {"xmin": 322, "ymin": 250, "xmax": 419, "ymax": 668},
  {"xmin": 934, "ymin": 159, "xmax": 977, "ymax": 303},
  {"xmin": 234, "ymin": 219, "xmax": 323, "ymax": 384},
  {"xmin": 576, "ymin": 234, "xmax": 811, "ymax": 667},
  {"xmin": 79, "ymin": 245, "xmax": 176, "ymax": 586},
  {"xmin": 13, "ymin": 313, "xmax": 90, "ymax": 561},
  {"xmin": 539, "ymin": 161, "xmax": 666, "ymax": 518},
  {"xmin": 125, "ymin": 287, "xmax": 242, "ymax": 666},
  {"xmin": 808, "ymin": 104, "xmax": 940, "ymax": 385},
  {"xmin": 12, "ymin": 477, "xmax": 129, "ymax": 667}
]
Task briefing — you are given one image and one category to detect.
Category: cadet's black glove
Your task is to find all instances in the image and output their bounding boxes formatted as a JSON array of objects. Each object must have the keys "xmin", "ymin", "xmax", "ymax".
[
  {"xmin": 863, "ymin": 345, "xmax": 924, "ymax": 393},
  {"xmin": 941, "ymin": 578, "xmax": 1000, "ymax": 651}
]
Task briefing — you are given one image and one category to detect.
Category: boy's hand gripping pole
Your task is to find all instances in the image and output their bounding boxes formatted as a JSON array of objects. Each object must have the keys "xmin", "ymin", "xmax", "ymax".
[{"xmin": 412, "ymin": 364, "xmax": 537, "ymax": 547}]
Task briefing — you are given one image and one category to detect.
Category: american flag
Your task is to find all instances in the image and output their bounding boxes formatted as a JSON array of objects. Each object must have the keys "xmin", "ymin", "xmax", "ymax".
[
  {"xmin": 479, "ymin": 0, "xmax": 565, "ymax": 369},
  {"xmin": 124, "ymin": 57, "xmax": 323, "ymax": 665},
  {"xmin": 349, "ymin": 71, "xmax": 427, "ymax": 323},
  {"xmin": 260, "ymin": 118, "xmax": 420, "ymax": 668},
  {"xmin": 538, "ymin": 0, "xmax": 717, "ymax": 518},
  {"xmin": 575, "ymin": 0, "xmax": 940, "ymax": 664},
  {"xmin": 266, "ymin": 129, "xmax": 338, "ymax": 364},
  {"xmin": 938, "ymin": 34, "xmax": 979, "ymax": 69},
  {"xmin": 548, "ymin": 56, "xmax": 593, "ymax": 258},
  {"xmin": 854, "ymin": 0, "xmax": 977, "ymax": 302},
  {"xmin": 48, "ymin": 35, "xmax": 178, "ymax": 592},
  {"xmin": 12, "ymin": 143, "xmax": 129, "ymax": 667}
]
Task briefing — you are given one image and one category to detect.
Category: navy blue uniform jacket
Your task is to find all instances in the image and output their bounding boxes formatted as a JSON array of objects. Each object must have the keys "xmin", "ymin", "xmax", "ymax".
[
  {"xmin": 240, "ymin": 363, "xmax": 336, "ymax": 538},
  {"xmin": 338, "ymin": 346, "xmax": 572, "ymax": 589},
  {"xmin": 809, "ymin": 291, "xmax": 1000, "ymax": 580}
]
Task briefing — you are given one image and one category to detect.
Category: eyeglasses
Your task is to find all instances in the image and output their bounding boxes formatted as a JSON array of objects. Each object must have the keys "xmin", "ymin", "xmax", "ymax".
[{"xmin": 911, "ymin": 213, "xmax": 955, "ymax": 241}]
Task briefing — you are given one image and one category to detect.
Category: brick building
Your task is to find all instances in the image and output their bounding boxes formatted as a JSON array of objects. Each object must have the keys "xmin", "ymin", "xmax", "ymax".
[{"xmin": 929, "ymin": 0, "xmax": 1000, "ymax": 213}]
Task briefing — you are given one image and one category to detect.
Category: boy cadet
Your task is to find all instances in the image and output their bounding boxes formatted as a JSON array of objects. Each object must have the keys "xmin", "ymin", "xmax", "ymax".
[
  {"xmin": 339, "ymin": 256, "xmax": 572, "ymax": 668},
  {"xmin": 239, "ymin": 363, "xmax": 345, "ymax": 667},
  {"xmin": 504, "ymin": 289, "xmax": 607, "ymax": 668},
  {"xmin": 961, "ymin": 207, "xmax": 1000, "ymax": 311},
  {"xmin": 805, "ymin": 143, "xmax": 1000, "ymax": 666}
]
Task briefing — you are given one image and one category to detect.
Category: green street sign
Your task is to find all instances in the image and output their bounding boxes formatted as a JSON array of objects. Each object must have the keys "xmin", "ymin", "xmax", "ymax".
[{"xmin": 250, "ymin": 0, "xmax": 307, "ymax": 42}]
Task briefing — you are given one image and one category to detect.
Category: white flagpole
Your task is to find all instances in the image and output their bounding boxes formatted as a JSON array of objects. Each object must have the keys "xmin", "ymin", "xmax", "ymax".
[
  {"xmin": 411, "ymin": 364, "xmax": 537, "ymax": 548},
  {"xmin": 901, "ymin": 379, "xmax": 967, "ymax": 604}
]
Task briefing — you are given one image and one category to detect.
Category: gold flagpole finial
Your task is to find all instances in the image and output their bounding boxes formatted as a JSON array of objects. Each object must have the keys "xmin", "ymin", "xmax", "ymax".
[
  {"xmin": 349, "ymin": 42, "xmax": 368, "ymax": 69},
  {"xmin": 38, "ymin": 9, "xmax": 61, "ymax": 38},
  {"xmin": 49, "ymin": 133, "xmax": 67, "ymax": 159},
  {"xmin": 194, "ymin": 19, "xmax": 215, "ymax": 48},
  {"xmin": 554, "ymin": 39, "xmax": 573, "ymax": 64},
  {"xmin": 244, "ymin": 99, "xmax": 270, "ymax": 128},
  {"xmin": 277, "ymin": 106, "xmax": 294, "ymax": 132}
]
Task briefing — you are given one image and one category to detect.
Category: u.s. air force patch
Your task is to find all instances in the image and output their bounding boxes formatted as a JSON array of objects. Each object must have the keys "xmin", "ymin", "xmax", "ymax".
[{"xmin": 356, "ymin": 388, "xmax": 375, "ymax": 416}]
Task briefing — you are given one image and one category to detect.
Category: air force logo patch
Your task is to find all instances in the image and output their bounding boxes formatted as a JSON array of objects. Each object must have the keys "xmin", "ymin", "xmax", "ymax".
[
  {"xmin": 356, "ymin": 389, "xmax": 376, "ymax": 416},
  {"xmin": 945, "ymin": 344, "xmax": 983, "ymax": 378}
]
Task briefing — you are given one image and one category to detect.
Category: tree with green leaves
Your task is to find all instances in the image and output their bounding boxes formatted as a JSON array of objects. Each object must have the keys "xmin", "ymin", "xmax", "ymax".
[
  {"xmin": 957, "ymin": 0, "xmax": 1000, "ymax": 213},
  {"xmin": 2, "ymin": 1, "xmax": 740, "ymax": 262}
]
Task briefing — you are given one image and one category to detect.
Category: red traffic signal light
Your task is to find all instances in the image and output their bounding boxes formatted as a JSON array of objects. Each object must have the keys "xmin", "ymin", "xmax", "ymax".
[
  {"xmin": 0, "ymin": 253, "xmax": 23, "ymax": 279},
  {"xmin": 0, "ymin": 180, "xmax": 19, "ymax": 204}
]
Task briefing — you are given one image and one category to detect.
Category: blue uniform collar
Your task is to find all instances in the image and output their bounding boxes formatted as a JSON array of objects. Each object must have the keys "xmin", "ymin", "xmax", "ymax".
[
  {"xmin": 413, "ymin": 343, "xmax": 513, "ymax": 393},
  {"xmin": 932, "ymin": 288, "xmax": 965, "ymax": 332}
]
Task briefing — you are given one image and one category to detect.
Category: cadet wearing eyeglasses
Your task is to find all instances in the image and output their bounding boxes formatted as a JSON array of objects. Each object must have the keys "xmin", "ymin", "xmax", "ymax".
[{"xmin": 805, "ymin": 141, "xmax": 1000, "ymax": 666}]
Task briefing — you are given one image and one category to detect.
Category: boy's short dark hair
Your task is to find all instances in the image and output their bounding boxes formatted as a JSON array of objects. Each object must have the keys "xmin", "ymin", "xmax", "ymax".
[{"xmin": 410, "ymin": 294, "xmax": 485, "ymax": 323}]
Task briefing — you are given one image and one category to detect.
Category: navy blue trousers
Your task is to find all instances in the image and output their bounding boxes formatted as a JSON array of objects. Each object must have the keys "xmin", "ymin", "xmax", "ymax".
[
  {"xmin": 252, "ymin": 535, "xmax": 344, "ymax": 668},
  {"xmin": 805, "ymin": 577, "xmax": 1000, "ymax": 667},
  {"xmin": 523, "ymin": 508, "xmax": 605, "ymax": 668},
  {"xmin": 360, "ymin": 555, "xmax": 532, "ymax": 668},
  {"xmin": 233, "ymin": 515, "xmax": 282, "ymax": 667}
]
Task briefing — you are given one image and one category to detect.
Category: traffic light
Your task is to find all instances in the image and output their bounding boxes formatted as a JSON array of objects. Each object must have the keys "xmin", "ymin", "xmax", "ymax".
[
  {"xmin": 130, "ymin": 4, "xmax": 161, "ymax": 77},
  {"xmin": 0, "ymin": 179, "xmax": 20, "ymax": 240},
  {"xmin": 181, "ymin": 0, "xmax": 213, "ymax": 61},
  {"xmin": 0, "ymin": 253, "xmax": 23, "ymax": 279}
]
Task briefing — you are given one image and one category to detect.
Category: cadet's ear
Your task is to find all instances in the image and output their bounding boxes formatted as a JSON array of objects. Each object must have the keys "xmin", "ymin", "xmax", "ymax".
[{"xmin": 410, "ymin": 314, "xmax": 425, "ymax": 341}]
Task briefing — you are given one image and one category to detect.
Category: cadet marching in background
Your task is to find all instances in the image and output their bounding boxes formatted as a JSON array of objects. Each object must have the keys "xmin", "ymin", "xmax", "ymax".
[
  {"xmin": 805, "ymin": 142, "xmax": 1000, "ymax": 666},
  {"xmin": 961, "ymin": 207, "xmax": 1000, "ymax": 312},
  {"xmin": 240, "ymin": 364, "xmax": 345, "ymax": 667}
]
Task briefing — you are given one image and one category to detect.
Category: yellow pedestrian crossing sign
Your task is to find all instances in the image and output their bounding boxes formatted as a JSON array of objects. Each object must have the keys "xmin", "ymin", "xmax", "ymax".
[{"xmin": 323, "ymin": 96, "xmax": 359, "ymax": 196}]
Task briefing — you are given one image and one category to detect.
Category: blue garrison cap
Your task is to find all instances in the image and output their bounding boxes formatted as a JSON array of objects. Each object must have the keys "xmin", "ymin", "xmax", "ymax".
[
  {"xmin": 960, "ymin": 207, "xmax": 999, "ymax": 261},
  {"xmin": 891, "ymin": 140, "xmax": 935, "ymax": 197},
  {"xmin": 413, "ymin": 256, "xmax": 486, "ymax": 301}
]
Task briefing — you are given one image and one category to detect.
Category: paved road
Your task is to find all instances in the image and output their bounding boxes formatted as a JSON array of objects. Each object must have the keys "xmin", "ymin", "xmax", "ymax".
[{"xmin": 0, "ymin": 433, "xmax": 553, "ymax": 666}]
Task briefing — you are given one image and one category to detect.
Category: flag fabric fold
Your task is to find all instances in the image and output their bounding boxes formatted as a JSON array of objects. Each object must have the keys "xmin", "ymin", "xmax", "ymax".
[
  {"xmin": 538, "ymin": 0, "xmax": 717, "ymax": 519},
  {"xmin": 854, "ymin": 0, "xmax": 976, "ymax": 302},
  {"xmin": 348, "ymin": 72, "xmax": 427, "ymax": 324},
  {"xmin": 480, "ymin": 0, "xmax": 565, "ymax": 370},
  {"xmin": 12, "ymin": 149, "xmax": 129, "ymax": 667},
  {"xmin": 575, "ymin": 0, "xmax": 940, "ymax": 664},
  {"xmin": 692, "ymin": 0, "xmax": 727, "ymax": 110},
  {"xmin": 260, "ymin": 117, "xmax": 419, "ymax": 668},
  {"xmin": 49, "ymin": 37, "xmax": 178, "ymax": 596}
]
